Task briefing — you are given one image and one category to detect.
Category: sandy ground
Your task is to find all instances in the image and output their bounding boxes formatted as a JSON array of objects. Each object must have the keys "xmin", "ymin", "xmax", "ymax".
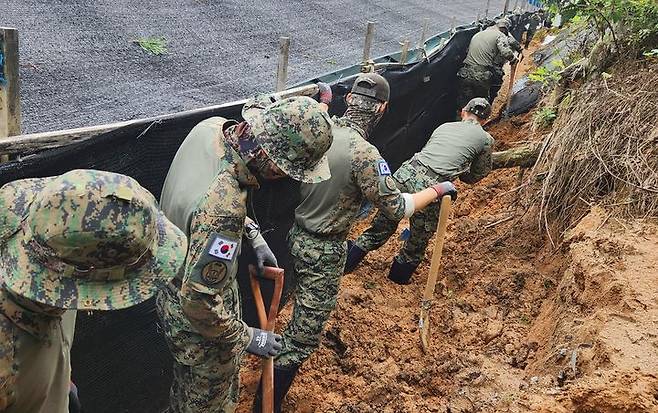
[
  {"xmin": 236, "ymin": 36, "xmax": 658, "ymax": 412},
  {"xmin": 3, "ymin": 0, "xmax": 509, "ymax": 133}
]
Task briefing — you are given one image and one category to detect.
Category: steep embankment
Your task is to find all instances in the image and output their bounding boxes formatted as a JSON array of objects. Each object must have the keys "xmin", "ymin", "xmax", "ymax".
[{"xmin": 238, "ymin": 31, "xmax": 658, "ymax": 413}]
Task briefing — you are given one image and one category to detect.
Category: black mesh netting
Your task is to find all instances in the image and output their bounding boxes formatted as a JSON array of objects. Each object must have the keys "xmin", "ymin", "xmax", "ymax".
[{"xmin": 0, "ymin": 25, "xmax": 479, "ymax": 413}]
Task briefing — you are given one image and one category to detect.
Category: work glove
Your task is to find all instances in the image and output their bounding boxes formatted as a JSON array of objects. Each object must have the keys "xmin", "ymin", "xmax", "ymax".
[
  {"xmin": 431, "ymin": 181, "xmax": 458, "ymax": 201},
  {"xmin": 246, "ymin": 327, "xmax": 283, "ymax": 358},
  {"xmin": 317, "ymin": 82, "xmax": 333, "ymax": 105},
  {"xmin": 250, "ymin": 233, "xmax": 279, "ymax": 276}
]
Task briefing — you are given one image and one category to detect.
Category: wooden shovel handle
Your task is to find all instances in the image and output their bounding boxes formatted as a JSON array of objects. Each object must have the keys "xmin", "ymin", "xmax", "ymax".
[
  {"xmin": 249, "ymin": 265, "xmax": 284, "ymax": 413},
  {"xmin": 422, "ymin": 195, "xmax": 453, "ymax": 301}
]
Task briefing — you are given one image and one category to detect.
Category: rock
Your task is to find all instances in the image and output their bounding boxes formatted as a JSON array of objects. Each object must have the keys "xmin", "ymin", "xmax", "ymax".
[{"xmin": 483, "ymin": 319, "xmax": 504, "ymax": 343}]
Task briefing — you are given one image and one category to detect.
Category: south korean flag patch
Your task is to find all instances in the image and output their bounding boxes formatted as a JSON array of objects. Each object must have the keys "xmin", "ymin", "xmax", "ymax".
[
  {"xmin": 208, "ymin": 235, "xmax": 238, "ymax": 261},
  {"xmin": 377, "ymin": 160, "xmax": 391, "ymax": 176}
]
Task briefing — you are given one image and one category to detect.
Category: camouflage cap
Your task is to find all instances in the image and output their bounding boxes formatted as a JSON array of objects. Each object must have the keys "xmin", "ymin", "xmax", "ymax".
[
  {"xmin": 464, "ymin": 97, "xmax": 492, "ymax": 119},
  {"xmin": 242, "ymin": 95, "xmax": 333, "ymax": 184},
  {"xmin": 351, "ymin": 72, "xmax": 390, "ymax": 102},
  {"xmin": 497, "ymin": 17, "xmax": 512, "ymax": 30},
  {"xmin": 0, "ymin": 169, "xmax": 187, "ymax": 311}
]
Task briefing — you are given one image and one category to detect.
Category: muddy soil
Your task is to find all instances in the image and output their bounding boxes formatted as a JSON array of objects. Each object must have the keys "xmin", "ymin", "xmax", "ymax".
[{"xmin": 237, "ymin": 35, "xmax": 658, "ymax": 413}]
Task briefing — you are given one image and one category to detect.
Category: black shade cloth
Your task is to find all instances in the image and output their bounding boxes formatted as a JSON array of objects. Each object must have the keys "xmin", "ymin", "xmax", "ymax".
[{"xmin": 0, "ymin": 25, "xmax": 479, "ymax": 413}]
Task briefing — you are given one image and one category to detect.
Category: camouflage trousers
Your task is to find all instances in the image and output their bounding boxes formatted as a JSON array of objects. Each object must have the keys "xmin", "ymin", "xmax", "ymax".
[
  {"xmin": 156, "ymin": 285, "xmax": 242, "ymax": 413},
  {"xmin": 489, "ymin": 67, "xmax": 505, "ymax": 104},
  {"xmin": 456, "ymin": 64, "xmax": 493, "ymax": 114},
  {"xmin": 275, "ymin": 224, "xmax": 347, "ymax": 368},
  {"xmin": 355, "ymin": 159, "xmax": 445, "ymax": 266}
]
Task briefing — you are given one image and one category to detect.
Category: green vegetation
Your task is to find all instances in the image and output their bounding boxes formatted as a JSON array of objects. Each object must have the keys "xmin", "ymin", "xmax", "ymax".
[
  {"xmin": 534, "ymin": 107, "xmax": 558, "ymax": 129},
  {"xmin": 133, "ymin": 36, "xmax": 168, "ymax": 56},
  {"xmin": 543, "ymin": 0, "xmax": 658, "ymax": 50},
  {"xmin": 528, "ymin": 60, "xmax": 565, "ymax": 86}
]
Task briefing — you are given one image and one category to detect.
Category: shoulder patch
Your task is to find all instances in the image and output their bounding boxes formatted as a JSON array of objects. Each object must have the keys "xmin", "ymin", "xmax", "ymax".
[
  {"xmin": 377, "ymin": 160, "xmax": 391, "ymax": 176},
  {"xmin": 208, "ymin": 235, "xmax": 238, "ymax": 261}
]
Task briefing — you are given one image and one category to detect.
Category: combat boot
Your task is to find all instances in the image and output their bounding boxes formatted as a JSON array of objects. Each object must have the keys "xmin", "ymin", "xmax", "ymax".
[
  {"xmin": 344, "ymin": 240, "xmax": 367, "ymax": 273},
  {"xmin": 253, "ymin": 364, "xmax": 300, "ymax": 413},
  {"xmin": 388, "ymin": 257, "xmax": 418, "ymax": 285}
]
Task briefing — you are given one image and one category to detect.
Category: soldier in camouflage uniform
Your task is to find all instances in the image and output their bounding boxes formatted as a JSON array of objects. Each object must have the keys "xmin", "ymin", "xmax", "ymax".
[
  {"xmin": 490, "ymin": 28, "xmax": 523, "ymax": 104},
  {"xmin": 156, "ymin": 95, "xmax": 333, "ymax": 413},
  {"xmin": 253, "ymin": 73, "xmax": 457, "ymax": 413},
  {"xmin": 456, "ymin": 18, "xmax": 518, "ymax": 110},
  {"xmin": 524, "ymin": 12, "xmax": 543, "ymax": 49},
  {"xmin": 0, "ymin": 169, "xmax": 186, "ymax": 413},
  {"xmin": 347, "ymin": 98, "xmax": 494, "ymax": 284}
]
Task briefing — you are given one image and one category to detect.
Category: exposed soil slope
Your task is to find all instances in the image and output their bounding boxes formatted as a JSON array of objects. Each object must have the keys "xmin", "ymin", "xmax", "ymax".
[{"xmin": 237, "ymin": 36, "xmax": 658, "ymax": 413}]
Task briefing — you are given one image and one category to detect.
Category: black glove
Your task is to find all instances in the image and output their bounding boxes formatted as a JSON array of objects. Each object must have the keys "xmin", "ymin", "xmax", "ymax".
[{"xmin": 246, "ymin": 327, "xmax": 283, "ymax": 358}]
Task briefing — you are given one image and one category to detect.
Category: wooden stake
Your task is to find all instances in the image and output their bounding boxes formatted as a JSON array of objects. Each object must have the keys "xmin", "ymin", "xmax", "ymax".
[
  {"xmin": 418, "ymin": 18, "xmax": 429, "ymax": 49},
  {"xmin": 485, "ymin": 0, "xmax": 491, "ymax": 18},
  {"xmin": 503, "ymin": 0, "xmax": 511, "ymax": 13},
  {"xmin": 400, "ymin": 40, "xmax": 410, "ymax": 64},
  {"xmin": 0, "ymin": 27, "xmax": 21, "ymax": 162},
  {"xmin": 450, "ymin": 16, "xmax": 456, "ymax": 32},
  {"xmin": 362, "ymin": 21, "xmax": 375, "ymax": 71},
  {"xmin": 276, "ymin": 37, "xmax": 290, "ymax": 92}
]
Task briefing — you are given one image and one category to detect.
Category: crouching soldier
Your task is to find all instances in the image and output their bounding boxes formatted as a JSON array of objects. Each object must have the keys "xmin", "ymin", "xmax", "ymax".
[
  {"xmin": 347, "ymin": 98, "xmax": 494, "ymax": 284},
  {"xmin": 0, "ymin": 169, "xmax": 187, "ymax": 413},
  {"xmin": 259, "ymin": 73, "xmax": 457, "ymax": 412},
  {"xmin": 156, "ymin": 95, "xmax": 333, "ymax": 413}
]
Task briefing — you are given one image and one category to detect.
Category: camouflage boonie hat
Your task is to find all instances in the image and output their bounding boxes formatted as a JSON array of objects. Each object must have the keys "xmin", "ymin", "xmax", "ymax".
[
  {"xmin": 464, "ymin": 97, "xmax": 492, "ymax": 119},
  {"xmin": 0, "ymin": 169, "xmax": 187, "ymax": 311},
  {"xmin": 242, "ymin": 95, "xmax": 333, "ymax": 184}
]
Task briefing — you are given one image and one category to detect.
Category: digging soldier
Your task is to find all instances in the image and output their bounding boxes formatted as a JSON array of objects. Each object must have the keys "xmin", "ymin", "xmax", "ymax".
[
  {"xmin": 256, "ymin": 73, "xmax": 457, "ymax": 412},
  {"xmin": 456, "ymin": 18, "xmax": 518, "ymax": 109},
  {"xmin": 524, "ymin": 12, "xmax": 543, "ymax": 49},
  {"xmin": 156, "ymin": 94, "xmax": 333, "ymax": 413},
  {"xmin": 491, "ymin": 24, "xmax": 523, "ymax": 104},
  {"xmin": 0, "ymin": 169, "xmax": 186, "ymax": 413},
  {"xmin": 346, "ymin": 98, "xmax": 494, "ymax": 284}
]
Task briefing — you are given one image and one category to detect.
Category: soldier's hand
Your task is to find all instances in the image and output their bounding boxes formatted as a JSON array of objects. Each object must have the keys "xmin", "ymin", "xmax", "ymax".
[
  {"xmin": 246, "ymin": 327, "xmax": 283, "ymax": 358},
  {"xmin": 317, "ymin": 82, "xmax": 333, "ymax": 105},
  {"xmin": 251, "ymin": 234, "xmax": 279, "ymax": 276},
  {"xmin": 431, "ymin": 182, "xmax": 457, "ymax": 201}
]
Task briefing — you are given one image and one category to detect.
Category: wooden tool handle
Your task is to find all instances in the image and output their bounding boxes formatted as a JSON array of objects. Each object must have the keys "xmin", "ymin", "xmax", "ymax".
[
  {"xmin": 248, "ymin": 265, "xmax": 285, "ymax": 413},
  {"xmin": 422, "ymin": 195, "xmax": 452, "ymax": 301}
]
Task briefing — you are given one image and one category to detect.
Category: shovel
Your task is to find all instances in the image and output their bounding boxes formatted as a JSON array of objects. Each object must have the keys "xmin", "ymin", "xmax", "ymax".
[
  {"xmin": 249, "ymin": 265, "xmax": 285, "ymax": 413},
  {"xmin": 419, "ymin": 195, "xmax": 452, "ymax": 353}
]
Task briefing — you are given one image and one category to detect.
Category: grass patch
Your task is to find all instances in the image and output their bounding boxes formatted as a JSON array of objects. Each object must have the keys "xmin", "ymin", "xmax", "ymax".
[{"xmin": 133, "ymin": 36, "xmax": 168, "ymax": 56}]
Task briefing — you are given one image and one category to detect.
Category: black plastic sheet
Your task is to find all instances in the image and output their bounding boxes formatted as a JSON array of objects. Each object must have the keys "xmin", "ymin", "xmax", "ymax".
[{"xmin": 0, "ymin": 24, "xmax": 479, "ymax": 413}]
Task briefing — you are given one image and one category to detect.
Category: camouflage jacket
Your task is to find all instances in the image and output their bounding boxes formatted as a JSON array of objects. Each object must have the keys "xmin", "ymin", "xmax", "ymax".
[
  {"xmin": 295, "ymin": 117, "xmax": 408, "ymax": 237},
  {"xmin": 463, "ymin": 26, "xmax": 516, "ymax": 71},
  {"xmin": 413, "ymin": 119, "xmax": 494, "ymax": 184},
  {"xmin": 0, "ymin": 288, "xmax": 75, "ymax": 413},
  {"xmin": 160, "ymin": 117, "xmax": 258, "ymax": 349}
]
